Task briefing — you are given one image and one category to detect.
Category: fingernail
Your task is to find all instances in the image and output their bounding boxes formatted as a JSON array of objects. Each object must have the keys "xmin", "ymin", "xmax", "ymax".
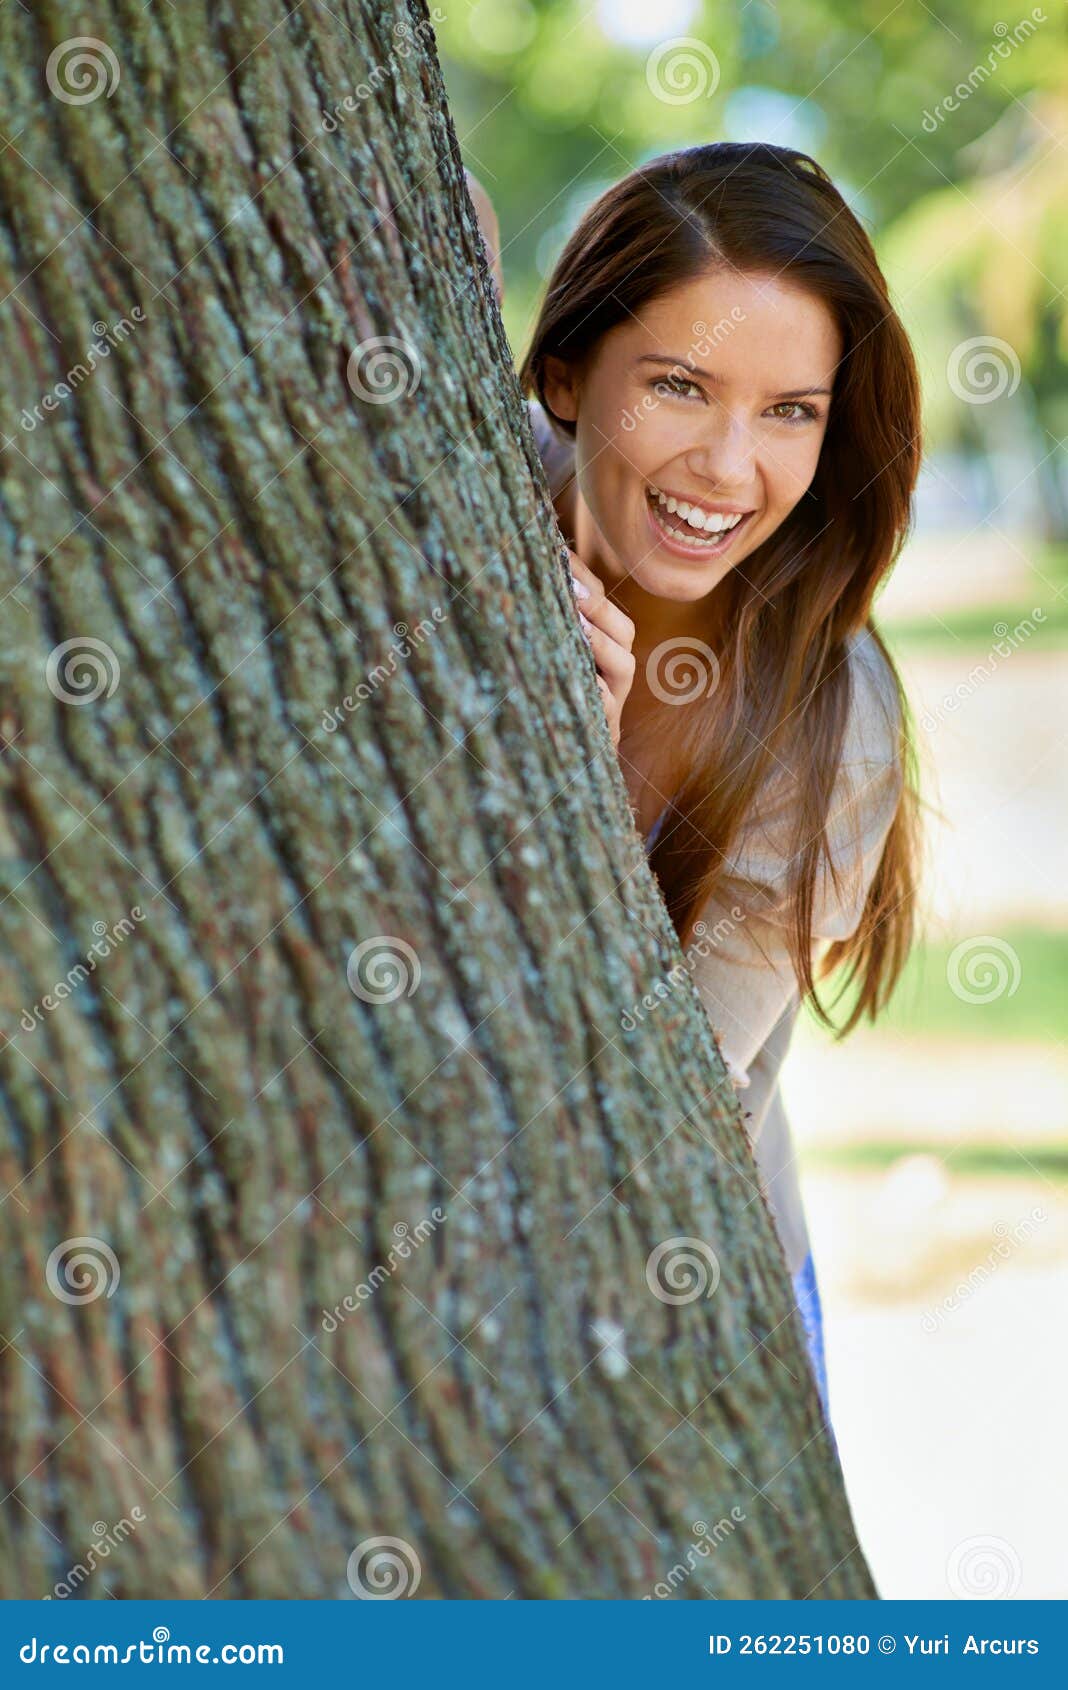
[
  {"xmin": 570, "ymin": 573, "xmax": 591, "ymax": 600},
  {"xmin": 579, "ymin": 612, "xmax": 592, "ymax": 639}
]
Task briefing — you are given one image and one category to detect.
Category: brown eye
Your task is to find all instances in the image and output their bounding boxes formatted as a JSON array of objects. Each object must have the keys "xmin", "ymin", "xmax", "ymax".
[
  {"xmin": 654, "ymin": 374, "xmax": 702, "ymax": 400},
  {"xmin": 767, "ymin": 401, "xmax": 820, "ymax": 422}
]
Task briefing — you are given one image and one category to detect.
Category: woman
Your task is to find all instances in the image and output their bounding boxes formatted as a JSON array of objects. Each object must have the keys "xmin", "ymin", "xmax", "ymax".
[{"xmin": 471, "ymin": 144, "xmax": 923, "ymax": 1417}]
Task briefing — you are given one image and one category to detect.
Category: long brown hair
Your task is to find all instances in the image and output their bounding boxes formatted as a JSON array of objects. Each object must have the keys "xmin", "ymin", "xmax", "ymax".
[{"xmin": 520, "ymin": 141, "xmax": 924, "ymax": 1037}]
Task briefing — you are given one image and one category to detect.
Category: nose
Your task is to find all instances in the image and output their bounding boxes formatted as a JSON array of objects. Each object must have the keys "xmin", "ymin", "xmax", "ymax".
[{"xmin": 683, "ymin": 407, "xmax": 757, "ymax": 491}]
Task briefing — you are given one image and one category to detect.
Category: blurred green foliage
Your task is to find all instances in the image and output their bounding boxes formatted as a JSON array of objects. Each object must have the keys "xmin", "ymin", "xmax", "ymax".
[
  {"xmin": 439, "ymin": 0, "xmax": 1068, "ymax": 528},
  {"xmin": 812, "ymin": 925, "xmax": 1068, "ymax": 1043},
  {"xmin": 809, "ymin": 1140, "xmax": 1068, "ymax": 1175},
  {"xmin": 879, "ymin": 542, "xmax": 1068, "ymax": 644}
]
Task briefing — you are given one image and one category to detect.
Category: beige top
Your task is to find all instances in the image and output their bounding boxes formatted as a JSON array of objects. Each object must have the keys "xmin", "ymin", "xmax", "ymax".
[
  {"xmin": 682, "ymin": 634, "xmax": 902, "ymax": 1272},
  {"xmin": 529, "ymin": 397, "xmax": 904, "ymax": 1274}
]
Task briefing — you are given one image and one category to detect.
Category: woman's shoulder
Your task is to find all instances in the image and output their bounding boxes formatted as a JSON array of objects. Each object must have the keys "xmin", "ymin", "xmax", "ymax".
[
  {"xmin": 527, "ymin": 394, "xmax": 552, "ymax": 450},
  {"xmin": 840, "ymin": 625, "xmax": 903, "ymax": 773},
  {"xmin": 527, "ymin": 394, "xmax": 554, "ymax": 444},
  {"xmin": 810, "ymin": 629, "xmax": 904, "ymax": 937},
  {"xmin": 725, "ymin": 626, "xmax": 904, "ymax": 938},
  {"xmin": 757, "ymin": 628, "xmax": 902, "ymax": 827}
]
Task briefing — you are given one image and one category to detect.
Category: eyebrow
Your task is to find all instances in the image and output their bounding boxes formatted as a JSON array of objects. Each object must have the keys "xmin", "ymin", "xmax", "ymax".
[{"xmin": 635, "ymin": 354, "xmax": 832, "ymax": 400}]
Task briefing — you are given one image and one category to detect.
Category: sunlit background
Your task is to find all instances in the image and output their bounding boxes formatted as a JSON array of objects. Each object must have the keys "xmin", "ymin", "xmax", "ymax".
[{"xmin": 439, "ymin": 0, "xmax": 1067, "ymax": 1600}]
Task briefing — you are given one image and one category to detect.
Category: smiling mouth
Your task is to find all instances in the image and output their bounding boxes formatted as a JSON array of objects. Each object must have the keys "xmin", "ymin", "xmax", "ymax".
[{"xmin": 644, "ymin": 484, "xmax": 755, "ymax": 552}]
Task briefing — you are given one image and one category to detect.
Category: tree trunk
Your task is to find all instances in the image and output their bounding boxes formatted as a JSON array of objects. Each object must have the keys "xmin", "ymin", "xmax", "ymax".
[{"xmin": 0, "ymin": 0, "xmax": 875, "ymax": 1599}]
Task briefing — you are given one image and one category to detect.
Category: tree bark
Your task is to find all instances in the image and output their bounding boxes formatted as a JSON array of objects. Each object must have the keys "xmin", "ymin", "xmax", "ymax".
[{"xmin": 0, "ymin": 0, "xmax": 876, "ymax": 1599}]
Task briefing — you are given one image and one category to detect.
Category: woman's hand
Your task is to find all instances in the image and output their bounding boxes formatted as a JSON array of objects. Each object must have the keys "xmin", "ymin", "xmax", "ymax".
[{"xmin": 566, "ymin": 548, "xmax": 636, "ymax": 748}]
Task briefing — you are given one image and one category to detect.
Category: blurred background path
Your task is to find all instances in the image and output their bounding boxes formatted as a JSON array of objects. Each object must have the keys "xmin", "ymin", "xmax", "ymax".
[{"xmin": 787, "ymin": 519, "xmax": 1067, "ymax": 1598}]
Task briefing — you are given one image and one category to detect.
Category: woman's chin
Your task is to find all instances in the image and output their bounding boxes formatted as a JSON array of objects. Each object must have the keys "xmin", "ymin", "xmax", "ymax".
[{"xmin": 620, "ymin": 550, "xmax": 731, "ymax": 600}]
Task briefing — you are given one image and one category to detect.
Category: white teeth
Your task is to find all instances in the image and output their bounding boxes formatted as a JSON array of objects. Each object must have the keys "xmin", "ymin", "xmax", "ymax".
[{"xmin": 650, "ymin": 486, "xmax": 746, "ymax": 541}]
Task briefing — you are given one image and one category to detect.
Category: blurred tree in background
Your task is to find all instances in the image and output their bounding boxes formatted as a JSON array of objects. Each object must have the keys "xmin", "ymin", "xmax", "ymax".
[{"xmin": 886, "ymin": 93, "xmax": 1068, "ymax": 541}]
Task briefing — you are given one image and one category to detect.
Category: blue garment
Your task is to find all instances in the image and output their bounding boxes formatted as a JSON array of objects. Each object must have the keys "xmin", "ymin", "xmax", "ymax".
[
  {"xmin": 644, "ymin": 802, "xmax": 669, "ymax": 851},
  {"xmin": 792, "ymin": 1250, "xmax": 833, "ymax": 1428}
]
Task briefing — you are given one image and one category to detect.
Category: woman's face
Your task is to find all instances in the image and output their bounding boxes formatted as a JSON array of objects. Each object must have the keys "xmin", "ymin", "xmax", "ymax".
[{"xmin": 543, "ymin": 268, "xmax": 842, "ymax": 602}]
